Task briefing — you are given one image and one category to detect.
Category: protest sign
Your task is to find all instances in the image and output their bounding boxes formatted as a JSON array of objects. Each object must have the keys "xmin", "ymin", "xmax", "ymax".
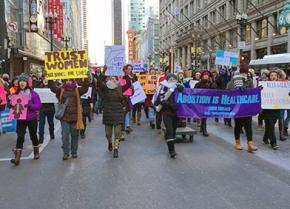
[
  {"xmin": 137, "ymin": 74, "xmax": 158, "ymax": 94},
  {"xmin": 132, "ymin": 63, "xmax": 144, "ymax": 73},
  {"xmin": 34, "ymin": 88, "xmax": 58, "ymax": 103},
  {"xmin": 0, "ymin": 84, "xmax": 7, "ymax": 105},
  {"xmin": 81, "ymin": 87, "xmax": 92, "ymax": 99},
  {"xmin": 105, "ymin": 45, "xmax": 125, "ymax": 76},
  {"xmin": 9, "ymin": 95, "xmax": 29, "ymax": 120},
  {"xmin": 215, "ymin": 49, "xmax": 239, "ymax": 66},
  {"xmin": 1, "ymin": 108, "xmax": 16, "ymax": 132},
  {"xmin": 259, "ymin": 81, "xmax": 290, "ymax": 109},
  {"xmin": 45, "ymin": 50, "xmax": 88, "ymax": 80},
  {"xmin": 130, "ymin": 81, "xmax": 147, "ymax": 105},
  {"xmin": 175, "ymin": 88, "xmax": 261, "ymax": 118}
]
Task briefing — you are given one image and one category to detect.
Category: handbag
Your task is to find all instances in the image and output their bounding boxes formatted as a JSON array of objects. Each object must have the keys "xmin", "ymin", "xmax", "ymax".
[{"xmin": 55, "ymin": 88, "xmax": 69, "ymax": 120}]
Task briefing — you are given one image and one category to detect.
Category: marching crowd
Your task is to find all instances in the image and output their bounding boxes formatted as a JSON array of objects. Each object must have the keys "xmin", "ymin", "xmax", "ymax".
[{"xmin": 0, "ymin": 62, "xmax": 289, "ymax": 166}]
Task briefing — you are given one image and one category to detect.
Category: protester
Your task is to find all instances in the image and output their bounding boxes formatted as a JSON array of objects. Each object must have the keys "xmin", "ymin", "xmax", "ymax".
[
  {"xmin": 38, "ymin": 78, "xmax": 55, "ymax": 144},
  {"xmin": 277, "ymin": 69, "xmax": 287, "ymax": 141},
  {"xmin": 227, "ymin": 63, "xmax": 257, "ymax": 152},
  {"xmin": 262, "ymin": 70, "xmax": 280, "ymax": 150},
  {"xmin": 9, "ymin": 76, "xmax": 19, "ymax": 96},
  {"xmin": 48, "ymin": 77, "xmax": 89, "ymax": 160},
  {"xmin": 100, "ymin": 76, "xmax": 125, "ymax": 158},
  {"xmin": 195, "ymin": 70, "xmax": 217, "ymax": 136},
  {"xmin": 154, "ymin": 73, "xmax": 179, "ymax": 158},
  {"xmin": 10, "ymin": 73, "xmax": 42, "ymax": 165},
  {"xmin": 122, "ymin": 64, "xmax": 136, "ymax": 133}
]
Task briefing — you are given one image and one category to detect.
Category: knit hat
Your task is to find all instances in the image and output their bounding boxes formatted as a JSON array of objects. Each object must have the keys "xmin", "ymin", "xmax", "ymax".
[
  {"xmin": 240, "ymin": 63, "xmax": 249, "ymax": 74},
  {"xmin": 201, "ymin": 70, "xmax": 212, "ymax": 78},
  {"xmin": 166, "ymin": 73, "xmax": 177, "ymax": 81},
  {"xmin": 18, "ymin": 73, "xmax": 30, "ymax": 83}
]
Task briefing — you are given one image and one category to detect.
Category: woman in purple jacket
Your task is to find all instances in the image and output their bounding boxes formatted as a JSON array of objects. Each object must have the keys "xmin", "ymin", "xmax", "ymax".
[{"xmin": 11, "ymin": 73, "xmax": 42, "ymax": 166}]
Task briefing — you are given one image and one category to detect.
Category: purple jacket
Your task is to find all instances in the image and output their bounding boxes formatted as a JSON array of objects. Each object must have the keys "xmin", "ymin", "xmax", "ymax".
[{"xmin": 23, "ymin": 91, "xmax": 42, "ymax": 121}]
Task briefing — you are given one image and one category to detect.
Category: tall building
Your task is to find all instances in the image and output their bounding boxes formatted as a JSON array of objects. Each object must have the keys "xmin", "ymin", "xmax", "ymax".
[
  {"xmin": 160, "ymin": 0, "xmax": 290, "ymax": 70},
  {"xmin": 129, "ymin": 0, "xmax": 145, "ymax": 31},
  {"xmin": 112, "ymin": 0, "xmax": 123, "ymax": 45},
  {"xmin": 81, "ymin": 0, "xmax": 88, "ymax": 50}
]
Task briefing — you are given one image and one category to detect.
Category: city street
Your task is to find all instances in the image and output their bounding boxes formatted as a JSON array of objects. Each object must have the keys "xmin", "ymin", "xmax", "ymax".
[{"xmin": 1, "ymin": 115, "xmax": 290, "ymax": 209}]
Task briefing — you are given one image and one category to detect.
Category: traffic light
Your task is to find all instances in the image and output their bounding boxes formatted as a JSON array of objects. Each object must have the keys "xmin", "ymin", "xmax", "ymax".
[{"xmin": 240, "ymin": 54, "xmax": 248, "ymax": 63}]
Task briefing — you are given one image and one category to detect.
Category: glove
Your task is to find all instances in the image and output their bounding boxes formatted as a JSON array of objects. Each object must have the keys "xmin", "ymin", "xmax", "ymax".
[
  {"xmin": 177, "ymin": 85, "xmax": 184, "ymax": 92},
  {"xmin": 239, "ymin": 86, "xmax": 245, "ymax": 92}
]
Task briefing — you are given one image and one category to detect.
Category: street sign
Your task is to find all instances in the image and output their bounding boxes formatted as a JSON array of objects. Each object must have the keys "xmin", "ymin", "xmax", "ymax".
[
  {"xmin": 7, "ymin": 22, "xmax": 18, "ymax": 32},
  {"xmin": 238, "ymin": 41, "xmax": 246, "ymax": 50}
]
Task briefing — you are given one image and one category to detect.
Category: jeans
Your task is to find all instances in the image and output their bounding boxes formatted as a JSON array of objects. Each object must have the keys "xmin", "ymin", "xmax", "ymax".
[
  {"xmin": 148, "ymin": 107, "xmax": 156, "ymax": 123},
  {"xmin": 39, "ymin": 112, "xmax": 55, "ymax": 138},
  {"xmin": 133, "ymin": 103, "xmax": 142, "ymax": 118},
  {"xmin": 264, "ymin": 118, "xmax": 278, "ymax": 146},
  {"xmin": 61, "ymin": 121, "xmax": 79, "ymax": 155},
  {"xmin": 234, "ymin": 117, "xmax": 253, "ymax": 141},
  {"xmin": 125, "ymin": 112, "xmax": 130, "ymax": 128},
  {"xmin": 163, "ymin": 114, "xmax": 177, "ymax": 140},
  {"xmin": 284, "ymin": 110, "xmax": 290, "ymax": 129},
  {"xmin": 16, "ymin": 120, "xmax": 39, "ymax": 149}
]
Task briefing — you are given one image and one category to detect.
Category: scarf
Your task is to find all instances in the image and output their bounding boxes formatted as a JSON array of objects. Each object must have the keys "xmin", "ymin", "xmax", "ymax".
[{"xmin": 62, "ymin": 81, "xmax": 77, "ymax": 91}]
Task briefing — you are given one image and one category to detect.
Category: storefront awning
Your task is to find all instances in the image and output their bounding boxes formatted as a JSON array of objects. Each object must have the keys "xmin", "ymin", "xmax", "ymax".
[
  {"xmin": 17, "ymin": 49, "xmax": 44, "ymax": 62},
  {"xmin": 250, "ymin": 53, "xmax": 290, "ymax": 65}
]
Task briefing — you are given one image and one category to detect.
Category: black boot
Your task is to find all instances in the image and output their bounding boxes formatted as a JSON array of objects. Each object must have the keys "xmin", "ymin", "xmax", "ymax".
[
  {"xmin": 201, "ymin": 119, "xmax": 209, "ymax": 137},
  {"xmin": 49, "ymin": 129, "xmax": 55, "ymax": 140},
  {"xmin": 284, "ymin": 128, "xmax": 289, "ymax": 136},
  {"xmin": 167, "ymin": 140, "xmax": 176, "ymax": 158},
  {"xmin": 39, "ymin": 135, "xmax": 44, "ymax": 144},
  {"xmin": 108, "ymin": 142, "xmax": 113, "ymax": 152},
  {"xmin": 113, "ymin": 149, "xmax": 119, "ymax": 158}
]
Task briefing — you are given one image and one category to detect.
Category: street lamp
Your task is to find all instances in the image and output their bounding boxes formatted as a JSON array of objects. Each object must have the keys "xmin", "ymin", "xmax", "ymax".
[
  {"xmin": 63, "ymin": 36, "xmax": 71, "ymax": 50},
  {"xmin": 236, "ymin": 13, "xmax": 248, "ymax": 64},
  {"xmin": 45, "ymin": 12, "xmax": 58, "ymax": 51}
]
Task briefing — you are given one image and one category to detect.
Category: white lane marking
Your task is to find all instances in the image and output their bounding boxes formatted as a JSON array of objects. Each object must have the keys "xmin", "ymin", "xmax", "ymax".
[{"xmin": 0, "ymin": 121, "xmax": 61, "ymax": 162}]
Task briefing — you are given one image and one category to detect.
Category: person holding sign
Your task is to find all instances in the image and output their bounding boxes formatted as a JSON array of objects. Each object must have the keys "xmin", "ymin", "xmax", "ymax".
[
  {"xmin": 10, "ymin": 73, "xmax": 42, "ymax": 166},
  {"xmin": 100, "ymin": 76, "xmax": 125, "ymax": 158},
  {"xmin": 38, "ymin": 78, "xmax": 56, "ymax": 144},
  {"xmin": 227, "ymin": 63, "xmax": 257, "ymax": 153},
  {"xmin": 48, "ymin": 77, "xmax": 89, "ymax": 160},
  {"xmin": 154, "ymin": 73, "xmax": 180, "ymax": 158},
  {"xmin": 261, "ymin": 70, "xmax": 280, "ymax": 150}
]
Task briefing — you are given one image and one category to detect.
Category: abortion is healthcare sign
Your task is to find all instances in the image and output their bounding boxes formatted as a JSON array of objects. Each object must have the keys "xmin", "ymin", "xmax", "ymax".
[
  {"xmin": 259, "ymin": 81, "xmax": 290, "ymax": 109},
  {"xmin": 105, "ymin": 45, "xmax": 125, "ymax": 76},
  {"xmin": 175, "ymin": 88, "xmax": 261, "ymax": 118},
  {"xmin": 45, "ymin": 50, "xmax": 88, "ymax": 80}
]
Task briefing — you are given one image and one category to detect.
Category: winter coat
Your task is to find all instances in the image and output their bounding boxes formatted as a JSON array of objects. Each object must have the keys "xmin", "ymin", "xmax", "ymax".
[
  {"xmin": 155, "ymin": 81, "xmax": 177, "ymax": 116},
  {"xmin": 195, "ymin": 80, "xmax": 217, "ymax": 89},
  {"xmin": 226, "ymin": 77, "xmax": 254, "ymax": 90},
  {"xmin": 81, "ymin": 98, "xmax": 91, "ymax": 116},
  {"xmin": 100, "ymin": 81, "xmax": 125, "ymax": 125},
  {"xmin": 48, "ymin": 79, "xmax": 89, "ymax": 123}
]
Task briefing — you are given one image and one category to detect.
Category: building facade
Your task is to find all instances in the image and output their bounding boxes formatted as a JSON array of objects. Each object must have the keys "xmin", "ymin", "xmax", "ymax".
[
  {"xmin": 129, "ymin": 0, "xmax": 146, "ymax": 31},
  {"xmin": 159, "ymin": 0, "xmax": 290, "ymax": 70},
  {"xmin": 112, "ymin": 0, "xmax": 123, "ymax": 45},
  {"xmin": 81, "ymin": 0, "xmax": 88, "ymax": 50}
]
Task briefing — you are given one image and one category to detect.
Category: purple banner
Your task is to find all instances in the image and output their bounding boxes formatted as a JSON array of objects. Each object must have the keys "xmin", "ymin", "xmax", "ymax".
[{"xmin": 175, "ymin": 88, "xmax": 261, "ymax": 118}]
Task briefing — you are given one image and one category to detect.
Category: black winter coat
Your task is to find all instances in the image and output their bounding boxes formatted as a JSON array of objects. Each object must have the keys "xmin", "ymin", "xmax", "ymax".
[{"xmin": 101, "ymin": 83, "xmax": 125, "ymax": 125}]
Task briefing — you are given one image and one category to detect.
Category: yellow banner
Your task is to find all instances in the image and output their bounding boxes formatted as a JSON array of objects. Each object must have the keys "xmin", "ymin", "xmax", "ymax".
[
  {"xmin": 44, "ymin": 50, "xmax": 89, "ymax": 80},
  {"xmin": 137, "ymin": 74, "xmax": 158, "ymax": 94}
]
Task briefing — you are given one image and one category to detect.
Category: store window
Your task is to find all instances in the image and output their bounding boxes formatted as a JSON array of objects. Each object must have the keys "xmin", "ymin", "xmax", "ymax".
[
  {"xmin": 256, "ymin": 18, "xmax": 268, "ymax": 39},
  {"xmin": 245, "ymin": 24, "xmax": 251, "ymax": 43}
]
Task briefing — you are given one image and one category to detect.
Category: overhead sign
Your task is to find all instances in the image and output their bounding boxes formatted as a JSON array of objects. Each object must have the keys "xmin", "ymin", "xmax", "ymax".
[
  {"xmin": 127, "ymin": 30, "xmax": 136, "ymax": 62},
  {"xmin": 215, "ymin": 49, "xmax": 239, "ymax": 66},
  {"xmin": 7, "ymin": 21, "xmax": 18, "ymax": 32},
  {"xmin": 44, "ymin": 50, "xmax": 89, "ymax": 80},
  {"xmin": 29, "ymin": 0, "xmax": 38, "ymax": 32},
  {"xmin": 238, "ymin": 41, "xmax": 246, "ymax": 50},
  {"xmin": 105, "ymin": 45, "xmax": 125, "ymax": 76}
]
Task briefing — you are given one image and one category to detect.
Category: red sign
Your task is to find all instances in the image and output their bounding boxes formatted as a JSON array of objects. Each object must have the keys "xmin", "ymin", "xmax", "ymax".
[
  {"xmin": 59, "ymin": 4, "xmax": 64, "ymax": 39},
  {"xmin": 53, "ymin": 0, "xmax": 58, "ymax": 38},
  {"xmin": 127, "ymin": 30, "xmax": 135, "ymax": 62},
  {"xmin": 56, "ymin": 0, "xmax": 61, "ymax": 40}
]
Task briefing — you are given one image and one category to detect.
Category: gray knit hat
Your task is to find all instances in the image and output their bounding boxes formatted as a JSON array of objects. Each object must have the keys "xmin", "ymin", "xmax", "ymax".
[{"xmin": 18, "ymin": 73, "xmax": 30, "ymax": 83}]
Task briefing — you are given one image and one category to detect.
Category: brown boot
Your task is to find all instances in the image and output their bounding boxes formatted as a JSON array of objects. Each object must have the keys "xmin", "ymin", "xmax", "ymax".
[
  {"xmin": 10, "ymin": 149, "xmax": 22, "ymax": 166},
  {"xmin": 235, "ymin": 139, "xmax": 243, "ymax": 150},
  {"xmin": 33, "ymin": 146, "xmax": 40, "ymax": 160},
  {"xmin": 248, "ymin": 141, "xmax": 258, "ymax": 153}
]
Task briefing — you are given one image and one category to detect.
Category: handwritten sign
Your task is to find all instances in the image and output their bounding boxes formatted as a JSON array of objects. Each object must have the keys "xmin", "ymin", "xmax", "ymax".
[
  {"xmin": 130, "ymin": 81, "xmax": 147, "ymax": 105},
  {"xmin": 259, "ymin": 81, "xmax": 290, "ymax": 109},
  {"xmin": 105, "ymin": 45, "xmax": 125, "ymax": 76},
  {"xmin": 215, "ymin": 49, "xmax": 239, "ymax": 66},
  {"xmin": 9, "ymin": 95, "xmax": 29, "ymax": 120},
  {"xmin": 137, "ymin": 75, "xmax": 158, "ymax": 94},
  {"xmin": 45, "ymin": 50, "xmax": 89, "ymax": 80},
  {"xmin": 81, "ymin": 87, "xmax": 92, "ymax": 99},
  {"xmin": 34, "ymin": 88, "xmax": 58, "ymax": 103}
]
